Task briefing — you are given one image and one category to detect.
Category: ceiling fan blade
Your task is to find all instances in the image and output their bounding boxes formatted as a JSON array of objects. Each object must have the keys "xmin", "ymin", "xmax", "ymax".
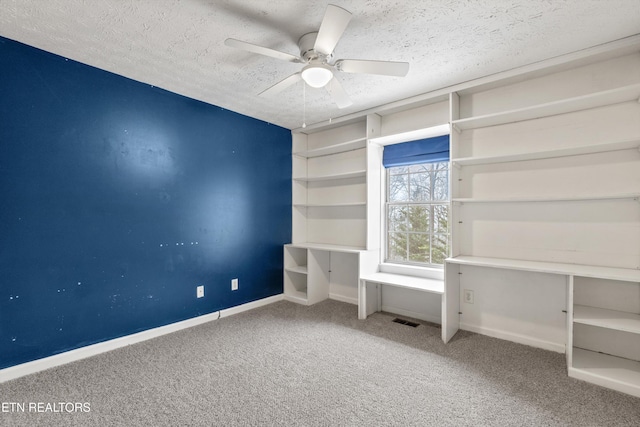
[
  {"xmin": 225, "ymin": 38, "xmax": 302, "ymax": 63},
  {"xmin": 336, "ymin": 59, "xmax": 410, "ymax": 77},
  {"xmin": 314, "ymin": 4, "xmax": 352, "ymax": 55},
  {"xmin": 259, "ymin": 73, "xmax": 302, "ymax": 97},
  {"xmin": 325, "ymin": 78, "xmax": 353, "ymax": 109}
]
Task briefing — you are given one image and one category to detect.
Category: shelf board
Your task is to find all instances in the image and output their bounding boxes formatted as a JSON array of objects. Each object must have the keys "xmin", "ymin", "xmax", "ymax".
[
  {"xmin": 452, "ymin": 138, "xmax": 640, "ymax": 166},
  {"xmin": 284, "ymin": 290, "xmax": 308, "ymax": 305},
  {"xmin": 446, "ymin": 256, "xmax": 640, "ymax": 282},
  {"xmin": 285, "ymin": 265, "xmax": 308, "ymax": 275},
  {"xmin": 293, "ymin": 137, "xmax": 367, "ymax": 158},
  {"xmin": 287, "ymin": 242, "xmax": 366, "ymax": 253},
  {"xmin": 360, "ymin": 272, "xmax": 444, "ymax": 294},
  {"xmin": 570, "ymin": 348, "xmax": 640, "ymax": 398},
  {"xmin": 451, "ymin": 83, "xmax": 640, "ymax": 130},
  {"xmin": 293, "ymin": 202, "xmax": 366, "ymax": 208},
  {"xmin": 574, "ymin": 305, "xmax": 640, "ymax": 335},
  {"xmin": 293, "ymin": 170, "xmax": 366, "ymax": 182},
  {"xmin": 452, "ymin": 193, "xmax": 640, "ymax": 204}
]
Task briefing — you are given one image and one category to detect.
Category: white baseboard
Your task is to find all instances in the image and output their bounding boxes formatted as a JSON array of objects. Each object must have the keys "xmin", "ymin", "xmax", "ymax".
[
  {"xmin": 460, "ymin": 322, "xmax": 565, "ymax": 353},
  {"xmin": 220, "ymin": 294, "xmax": 283, "ymax": 317},
  {"xmin": 568, "ymin": 367, "xmax": 640, "ymax": 399},
  {"xmin": 329, "ymin": 293, "xmax": 358, "ymax": 305},
  {"xmin": 381, "ymin": 305, "xmax": 442, "ymax": 325},
  {"xmin": 283, "ymin": 294, "xmax": 308, "ymax": 305},
  {"xmin": 0, "ymin": 294, "xmax": 284, "ymax": 384}
]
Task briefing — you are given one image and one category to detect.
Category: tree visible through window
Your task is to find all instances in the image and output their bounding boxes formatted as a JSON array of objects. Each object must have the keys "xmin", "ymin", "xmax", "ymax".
[{"xmin": 386, "ymin": 162, "xmax": 449, "ymax": 266}]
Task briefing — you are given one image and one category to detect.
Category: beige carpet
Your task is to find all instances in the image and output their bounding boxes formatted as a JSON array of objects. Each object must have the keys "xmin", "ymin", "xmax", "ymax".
[{"xmin": 0, "ymin": 299, "xmax": 638, "ymax": 426}]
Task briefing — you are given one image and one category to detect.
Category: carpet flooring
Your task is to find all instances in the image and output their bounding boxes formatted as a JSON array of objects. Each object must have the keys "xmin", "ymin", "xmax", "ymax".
[{"xmin": 0, "ymin": 299, "xmax": 638, "ymax": 426}]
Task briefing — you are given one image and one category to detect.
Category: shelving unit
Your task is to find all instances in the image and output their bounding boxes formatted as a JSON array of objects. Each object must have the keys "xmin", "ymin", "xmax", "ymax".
[
  {"xmin": 569, "ymin": 276, "xmax": 640, "ymax": 397},
  {"xmin": 284, "ymin": 50, "xmax": 640, "ymax": 398},
  {"xmin": 446, "ymin": 57, "xmax": 640, "ymax": 397},
  {"xmin": 286, "ymin": 119, "xmax": 380, "ymax": 306},
  {"xmin": 284, "ymin": 245, "xmax": 309, "ymax": 304}
]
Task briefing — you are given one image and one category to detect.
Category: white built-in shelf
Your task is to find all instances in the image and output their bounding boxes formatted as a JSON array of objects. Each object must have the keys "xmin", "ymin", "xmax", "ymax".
[
  {"xmin": 294, "ymin": 202, "xmax": 366, "ymax": 208},
  {"xmin": 285, "ymin": 265, "xmax": 308, "ymax": 275},
  {"xmin": 360, "ymin": 272, "xmax": 444, "ymax": 294},
  {"xmin": 452, "ymin": 138, "xmax": 640, "ymax": 166},
  {"xmin": 570, "ymin": 348, "xmax": 640, "ymax": 397},
  {"xmin": 452, "ymin": 193, "xmax": 640, "ymax": 204},
  {"xmin": 293, "ymin": 170, "xmax": 366, "ymax": 182},
  {"xmin": 283, "ymin": 289, "xmax": 308, "ymax": 305},
  {"xmin": 451, "ymin": 83, "xmax": 640, "ymax": 130},
  {"xmin": 573, "ymin": 305, "xmax": 640, "ymax": 335},
  {"xmin": 288, "ymin": 242, "xmax": 366, "ymax": 253},
  {"xmin": 294, "ymin": 137, "xmax": 367, "ymax": 158},
  {"xmin": 446, "ymin": 256, "xmax": 640, "ymax": 283}
]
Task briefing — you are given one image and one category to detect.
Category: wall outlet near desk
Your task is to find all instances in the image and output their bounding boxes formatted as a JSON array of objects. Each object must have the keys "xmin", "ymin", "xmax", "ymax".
[
  {"xmin": 196, "ymin": 285, "xmax": 204, "ymax": 298},
  {"xmin": 231, "ymin": 278, "xmax": 238, "ymax": 291},
  {"xmin": 463, "ymin": 289, "xmax": 474, "ymax": 304}
]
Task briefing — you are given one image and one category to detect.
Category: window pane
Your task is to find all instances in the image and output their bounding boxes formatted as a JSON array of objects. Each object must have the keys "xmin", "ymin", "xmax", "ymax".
[
  {"xmin": 408, "ymin": 233, "xmax": 429, "ymax": 263},
  {"xmin": 388, "ymin": 173, "xmax": 409, "ymax": 202},
  {"xmin": 431, "ymin": 233, "xmax": 449, "ymax": 264},
  {"xmin": 386, "ymin": 160, "xmax": 449, "ymax": 267},
  {"xmin": 409, "ymin": 163, "xmax": 430, "ymax": 174},
  {"xmin": 433, "ymin": 167, "xmax": 449, "ymax": 201},
  {"xmin": 387, "ymin": 232, "xmax": 408, "ymax": 262},
  {"xmin": 409, "ymin": 172, "xmax": 431, "ymax": 201},
  {"xmin": 387, "ymin": 206, "xmax": 407, "ymax": 232},
  {"xmin": 389, "ymin": 166, "xmax": 409, "ymax": 175},
  {"xmin": 408, "ymin": 205, "xmax": 429, "ymax": 232},
  {"xmin": 433, "ymin": 205, "xmax": 449, "ymax": 233}
]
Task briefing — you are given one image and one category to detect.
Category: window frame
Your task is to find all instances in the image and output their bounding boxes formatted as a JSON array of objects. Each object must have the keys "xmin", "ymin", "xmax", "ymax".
[{"xmin": 384, "ymin": 161, "xmax": 450, "ymax": 268}]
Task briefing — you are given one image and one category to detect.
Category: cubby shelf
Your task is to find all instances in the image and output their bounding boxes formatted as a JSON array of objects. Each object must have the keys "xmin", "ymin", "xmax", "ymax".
[
  {"xmin": 452, "ymin": 138, "xmax": 640, "ymax": 166},
  {"xmin": 570, "ymin": 348, "xmax": 640, "ymax": 396},
  {"xmin": 573, "ymin": 305, "xmax": 640, "ymax": 335},
  {"xmin": 293, "ymin": 137, "xmax": 367, "ymax": 158},
  {"xmin": 451, "ymin": 83, "xmax": 640, "ymax": 130},
  {"xmin": 285, "ymin": 265, "xmax": 308, "ymax": 275}
]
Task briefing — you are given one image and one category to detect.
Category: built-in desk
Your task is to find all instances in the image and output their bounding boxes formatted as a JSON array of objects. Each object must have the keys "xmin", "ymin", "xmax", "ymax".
[
  {"xmin": 445, "ymin": 255, "xmax": 640, "ymax": 398},
  {"xmin": 358, "ymin": 272, "xmax": 447, "ymax": 341}
]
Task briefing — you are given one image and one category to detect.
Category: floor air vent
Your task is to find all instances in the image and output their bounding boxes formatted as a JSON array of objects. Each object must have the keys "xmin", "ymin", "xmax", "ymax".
[{"xmin": 392, "ymin": 318, "xmax": 419, "ymax": 328}]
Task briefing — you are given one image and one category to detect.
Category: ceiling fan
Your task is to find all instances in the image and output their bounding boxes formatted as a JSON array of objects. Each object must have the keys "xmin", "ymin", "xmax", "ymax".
[{"xmin": 225, "ymin": 4, "xmax": 409, "ymax": 109}]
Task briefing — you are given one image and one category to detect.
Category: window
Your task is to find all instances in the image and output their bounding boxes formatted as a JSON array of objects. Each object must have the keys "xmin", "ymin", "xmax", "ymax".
[{"xmin": 386, "ymin": 161, "xmax": 449, "ymax": 266}]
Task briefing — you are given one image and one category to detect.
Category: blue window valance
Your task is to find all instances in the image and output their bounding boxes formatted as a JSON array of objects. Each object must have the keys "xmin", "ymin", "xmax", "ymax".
[{"xmin": 382, "ymin": 134, "xmax": 450, "ymax": 168}]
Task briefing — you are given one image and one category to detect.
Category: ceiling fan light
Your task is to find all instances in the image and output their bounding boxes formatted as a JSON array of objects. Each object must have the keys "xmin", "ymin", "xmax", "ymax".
[{"xmin": 301, "ymin": 64, "xmax": 333, "ymax": 88}]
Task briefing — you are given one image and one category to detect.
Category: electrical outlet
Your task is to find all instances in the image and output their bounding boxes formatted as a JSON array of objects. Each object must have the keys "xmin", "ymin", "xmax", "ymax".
[
  {"xmin": 231, "ymin": 278, "xmax": 238, "ymax": 291},
  {"xmin": 196, "ymin": 285, "xmax": 204, "ymax": 298},
  {"xmin": 463, "ymin": 289, "xmax": 474, "ymax": 304}
]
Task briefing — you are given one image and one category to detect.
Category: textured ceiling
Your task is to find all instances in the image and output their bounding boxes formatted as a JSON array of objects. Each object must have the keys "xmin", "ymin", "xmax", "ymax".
[{"xmin": 1, "ymin": 0, "xmax": 640, "ymax": 130}]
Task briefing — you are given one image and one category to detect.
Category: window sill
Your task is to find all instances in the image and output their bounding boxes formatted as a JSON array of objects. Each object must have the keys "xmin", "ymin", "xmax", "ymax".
[{"xmin": 378, "ymin": 263, "xmax": 444, "ymax": 280}]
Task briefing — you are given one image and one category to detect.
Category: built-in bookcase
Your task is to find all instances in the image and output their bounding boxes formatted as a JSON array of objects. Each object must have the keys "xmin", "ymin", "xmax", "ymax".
[
  {"xmin": 285, "ymin": 118, "xmax": 381, "ymax": 306},
  {"xmin": 569, "ymin": 275, "xmax": 640, "ymax": 397},
  {"xmin": 285, "ymin": 49, "xmax": 640, "ymax": 397},
  {"xmin": 446, "ymin": 53, "xmax": 640, "ymax": 397},
  {"xmin": 292, "ymin": 120, "xmax": 368, "ymax": 249}
]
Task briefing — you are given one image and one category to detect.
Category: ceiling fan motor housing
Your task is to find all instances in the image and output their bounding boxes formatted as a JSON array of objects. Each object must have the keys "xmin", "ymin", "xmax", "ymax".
[{"xmin": 298, "ymin": 32, "xmax": 333, "ymax": 63}]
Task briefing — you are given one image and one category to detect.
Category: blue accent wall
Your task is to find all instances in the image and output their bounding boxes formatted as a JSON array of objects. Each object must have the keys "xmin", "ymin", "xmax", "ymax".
[{"xmin": 0, "ymin": 36, "xmax": 291, "ymax": 369}]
